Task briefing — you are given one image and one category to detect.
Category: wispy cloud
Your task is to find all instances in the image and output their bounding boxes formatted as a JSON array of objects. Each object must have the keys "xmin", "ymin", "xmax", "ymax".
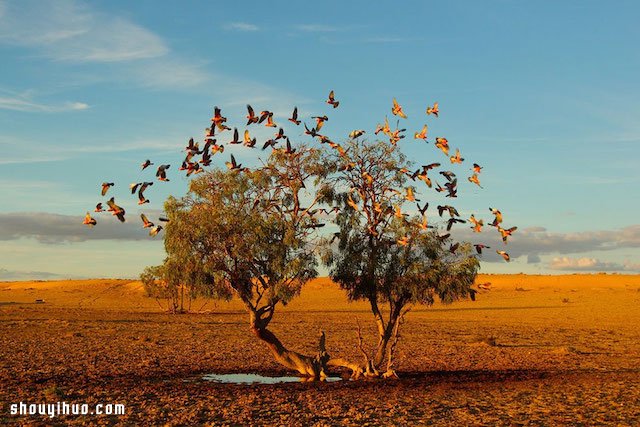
[
  {"xmin": 362, "ymin": 36, "xmax": 411, "ymax": 43},
  {"xmin": 0, "ymin": 0, "xmax": 207, "ymax": 90},
  {"xmin": 0, "ymin": 0, "xmax": 167, "ymax": 62},
  {"xmin": 294, "ymin": 24, "xmax": 339, "ymax": 33},
  {"xmin": 0, "ymin": 94, "xmax": 89, "ymax": 113},
  {"xmin": 224, "ymin": 22, "xmax": 259, "ymax": 32}
]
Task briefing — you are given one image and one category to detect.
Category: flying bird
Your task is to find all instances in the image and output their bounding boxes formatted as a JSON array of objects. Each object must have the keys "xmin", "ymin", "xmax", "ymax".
[
  {"xmin": 414, "ymin": 124, "xmax": 428, "ymax": 141},
  {"xmin": 474, "ymin": 244, "xmax": 490, "ymax": 254},
  {"xmin": 497, "ymin": 226, "xmax": 518, "ymax": 243},
  {"xmin": 426, "ymin": 102, "xmax": 439, "ymax": 117},
  {"xmin": 106, "ymin": 197, "xmax": 126, "ymax": 222},
  {"xmin": 312, "ymin": 115, "xmax": 328, "ymax": 131},
  {"xmin": 417, "ymin": 202, "xmax": 429, "ymax": 216},
  {"xmin": 468, "ymin": 174, "xmax": 482, "ymax": 188},
  {"xmin": 327, "ymin": 90, "xmax": 340, "ymax": 108},
  {"xmin": 489, "ymin": 207, "xmax": 503, "ymax": 226},
  {"xmin": 288, "ymin": 107, "xmax": 301, "ymax": 125},
  {"xmin": 137, "ymin": 182, "xmax": 154, "ymax": 205},
  {"xmin": 275, "ymin": 127, "xmax": 286, "ymax": 140},
  {"xmin": 243, "ymin": 129, "xmax": 257, "ymax": 147},
  {"xmin": 94, "ymin": 203, "xmax": 104, "ymax": 213},
  {"xmin": 149, "ymin": 225, "xmax": 163, "ymax": 237},
  {"xmin": 391, "ymin": 98, "xmax": 407, "ymax": 118},
  {"xmin": 497, "ymin": 250, "xmax": 510, "ymax": 262},
  {"xmin": 141, "ymin": 159, "xmax": 153, "ymax": 170},
  {"xmin": 156, "ymin": 165, "xmax": 170, "ymax": 181},
  {"xmin": 469, "ymin": 214, "xmax": 484, "ymax": 233},
  {"xmin": 101, "ymin": 182, "xmax": 114, "ymax": 196},
  {"xmin": 349, "ymin": 129, "xmax": 365, "ymax": 139},
  {"xmin": 83, "ymin": 212, "xmax": 97, "ymax": 227},
  {"xmin": 472, "ymin": 163, "xmax": 483, "ymax": 174},
  {"xmin": 140, "ymin": 213, "xmax": 154, "ymax": 228},
  {"xmin": 435, "ymin": 137, "xmax": 449, "ymax": 156},
  {"xmin": 230, "ymin": 128, "xmax": 241, "ymax": 144},
  {"xmin": 225, "ymin": 154, "xmax": 242, "ymax": 171},
  {"xmin": 246, "ymin": 104, "xmax": 259, "ymax": 125},
  {"xmin": 449, "ymin": 148, "xmax": 464, "ymax": 164},
  {"xmin": 446, "ymin": 217, "xmax": 466, "ymax": 231},
  {"xmin": 211, "ymin": 106, "xmax": 226, "ymax": 125}
]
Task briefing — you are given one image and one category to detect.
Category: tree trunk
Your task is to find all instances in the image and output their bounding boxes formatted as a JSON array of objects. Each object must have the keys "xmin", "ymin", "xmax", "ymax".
[{"xmin": 248, "ymin": 308, "xmax": 328, "ymax": 378}]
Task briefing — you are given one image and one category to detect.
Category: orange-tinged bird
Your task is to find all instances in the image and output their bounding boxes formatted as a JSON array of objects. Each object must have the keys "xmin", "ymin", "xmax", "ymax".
[
  {"xmin": 497, "ymin": 226, "xmax": 518, "ymax": 243},
  {"xmin": 469, "ymin": 214, "xmax": 483, "ymax": 233},
  {"xmin": 211, "ymin": 106, "xmax": 226, "ymax": 124},
  {"xmin": 312, "ymin": 115, "xmax": 328, "ymax": 131},
  {"xmin": 94, "ymin": 203, "xmax": 104, "ymax": 213},
  {"xmin": 149, "ymin": 225, "xmax": 163, "ymax": 237},
  {"xmin": 426, "ymin": 102, "xmax": 439, "ymax": 117},
  {"xmin": 391, "ymin": 98, "xmax": 407, "ymax": 118},
  {"xmin": 489, "ymin": 207, "xmax": 503, "ymax": 226},
  {"xmin": 472, "ymin": 163, "xmax": 483, "ymax": 174},
  {"xmin": 106, "ymin": 197, "xmax": 126, "ymax": 222},
  {"xmin": 435, "ymin": 137, "xmax": 449, "ymax": 156},
  {"xmin": 405, "ymin": 187, "xmax": 418, "ymax": 202},
  {"xmin": 264, "ymin": 113, "xmax": 277, "ymax": 128},
  {"xmin": 468, "ymin": 173, "xmax": 482, "ymax": 188},
  {"xmin": 83, "ymin": 212, "xmax": 97, "ymax": 227},
  {"xmin": 497, "ymin": 250, "xmax": 510, "ymax": 262},
  {"xmin": 450, "ymin": 148, "xmax": 464, "ymax": 164},
  {"xmin": 414, "ymin": 124, "xmax": 428, "ymax": 140},
  {"xmin": 477, "ymin": 282, "xmax": 492, "ymax": 290},
  {"xmin": 418, "ymin": 214, "xmax": 431, "ymax": 230},
  {"xmin": 243, "ymin": 129, "xmax": 257, "ymax": 147},
  {"xmin": 101, "ymin": 182, "xmax": 114, "ymax": 196},
  {"xmin": 140, "ymin": 213, "xmax": 154, "ymax": 228}
]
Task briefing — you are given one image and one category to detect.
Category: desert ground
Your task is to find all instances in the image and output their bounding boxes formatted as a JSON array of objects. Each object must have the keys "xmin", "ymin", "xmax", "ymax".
[{"xmin": 1, "ymin": 274, "xmax": 639, "ymax": 426}]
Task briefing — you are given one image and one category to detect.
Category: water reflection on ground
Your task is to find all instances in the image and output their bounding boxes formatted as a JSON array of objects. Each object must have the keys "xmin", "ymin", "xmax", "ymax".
[{"xmin": 202, "ymin": 373, "xmax": 343, "ymax": 384}]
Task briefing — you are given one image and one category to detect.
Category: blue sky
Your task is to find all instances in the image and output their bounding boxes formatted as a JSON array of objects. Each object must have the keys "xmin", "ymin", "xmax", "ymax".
[{"xmin": 1, "ymin": 0, "xmax": 639, "ymax": 280}]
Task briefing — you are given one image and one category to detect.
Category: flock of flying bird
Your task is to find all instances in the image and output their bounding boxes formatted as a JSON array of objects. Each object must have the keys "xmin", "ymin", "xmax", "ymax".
[{"xmin": 83, "ymin": 90, "xmax": 516, "ymax": 261}]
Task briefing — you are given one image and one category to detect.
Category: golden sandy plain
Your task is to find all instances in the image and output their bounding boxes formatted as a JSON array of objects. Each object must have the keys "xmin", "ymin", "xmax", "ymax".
[{"xmin": 1, "ymin": 274, "xmax": 639, "ymax": 426}]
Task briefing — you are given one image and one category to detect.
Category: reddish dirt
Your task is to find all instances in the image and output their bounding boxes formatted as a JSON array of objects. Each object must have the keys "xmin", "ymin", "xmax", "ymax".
[{"xmin": 1, "ymin": 275, "xmax": 639, "ymax": 425}]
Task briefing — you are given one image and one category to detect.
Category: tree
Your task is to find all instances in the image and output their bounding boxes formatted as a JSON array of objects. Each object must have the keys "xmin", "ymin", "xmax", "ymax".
[
  {"xmin": 321, "ymin": 138, "xmax": 480, "ymax": 377},
  {"xmin": 148, "ymin": 146, "xmax": 354, "ymax": 377}
]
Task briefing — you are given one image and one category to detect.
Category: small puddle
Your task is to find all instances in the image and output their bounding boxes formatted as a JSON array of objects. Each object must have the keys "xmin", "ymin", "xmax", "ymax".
[{"xmin": 202, "ymin": 373, "xmax": 343, "ymax": 384}]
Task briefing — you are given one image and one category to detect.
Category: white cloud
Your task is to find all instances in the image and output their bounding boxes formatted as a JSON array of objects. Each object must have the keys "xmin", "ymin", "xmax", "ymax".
[
  {"xmin": 0, "ymin": 211, "xmax": 161, "ymax": 243},
  {"xmin": 0, "ymin": 95, "xmax": 90, "ymax": 113},
  {"xmin": 224, "ymin": 22, "xmax": 259, "ymax": 32},
  {"xmin": 0, "ymin": 0, "xmax": 167, "ymax": 62},
  {"xmin": 294, "ymin": 24, "xmax": 339, "ymax": 33},
  {"xmin": 549, "ymin": 257, "xmax": 620, "ymax": 271}
]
